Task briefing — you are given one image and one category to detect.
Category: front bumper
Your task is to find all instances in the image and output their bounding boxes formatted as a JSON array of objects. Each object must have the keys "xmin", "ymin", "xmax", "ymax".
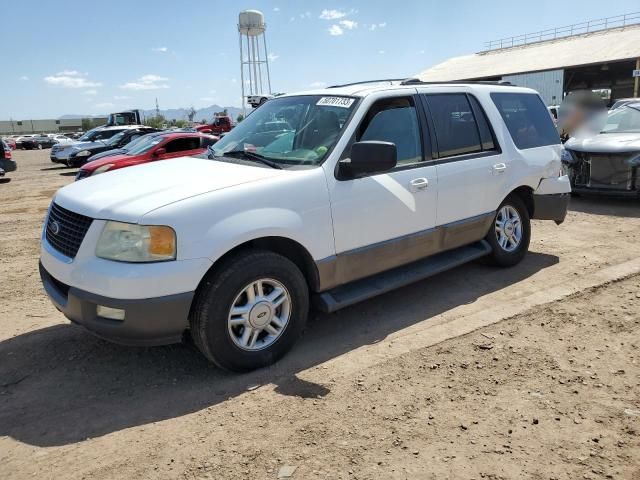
[{"xmin": 40, "ymin": 261, "xmax": 194, "ymax": 346}]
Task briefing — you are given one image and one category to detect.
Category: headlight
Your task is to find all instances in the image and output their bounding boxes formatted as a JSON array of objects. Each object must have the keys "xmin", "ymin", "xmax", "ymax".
[
  {"xmin": 75, "ymin": 150, "xmax": 92, "ymax": 157},
  {"xmin": 96, "ymin": 221, "xmax": 176, "ymax": 262},
  {"xmin": 92, "ymin": 164, "xmax": 114, "ymax": 176},
  {"xmin": 560, "ymin": 148, "xmax": 575, "ymax": 164}
]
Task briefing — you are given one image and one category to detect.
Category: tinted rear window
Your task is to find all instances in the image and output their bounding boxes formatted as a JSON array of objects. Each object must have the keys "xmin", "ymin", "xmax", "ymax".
[{"xmin": 491, "ymin": 93, "xmax": 560, "ymax": 149}]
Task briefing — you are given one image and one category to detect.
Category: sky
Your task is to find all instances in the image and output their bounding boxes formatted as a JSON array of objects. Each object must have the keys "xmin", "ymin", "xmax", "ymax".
[{"xmin": 3, "ymin": 0, "xmax": 639, "ymax": 119}]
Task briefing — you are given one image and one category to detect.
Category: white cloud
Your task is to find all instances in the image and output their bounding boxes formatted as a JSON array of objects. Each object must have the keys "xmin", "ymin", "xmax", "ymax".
[
  {"xmin": 273, "ymin": 7, "xmax": 280, "ymax": 12},
  {"xmin": 113, "ymin": 95, "xmax": 130, "ymax": 100},
  {"xmin": 152, "ymin": 47, "xmax": 168, "ymax": 53},
  {"xmin": 369, "ymin": 22, "xmax": 387, "ymax": 31},
  {"xmin": 94, "ymin": 102, "xmax": 115, "ymax": 109},
  {"xmin": 418, "ymin": 49, "xmax": 425, "ymax": 55},
  {"xmin": 309, "ymin": 81, "xmax": 327, "ymax": 88},
  {"xmin": 299, "ymin": 11, "xmax": 311, "ymax": 19},
  {"xmin": 328, "ymin": 24, "xmax": 344, "ymax": 36},
  {"xmin": 319, "ymin": 9, "xmax": 346, "ymax": 20},
  {"xmin": 82, "ymin": 89, "xmax": 97, "ymax": 95},
  {"xmin": 289, "ymin": 16, "xmax": 295, "ymax": 22},
  {"xmin": 378, "ymin": 50, "xmax": 386, "ymax": 54},
  {"xmin": 200, "ymin": 97, "xmax": 215, "ymax": 102},
  {"xmin": 119, "ymin": 74, "xmax": 169, "ymax": 90},
  {"xmin": 268, "ymin": 52, "xmax": 279, "ymax": 62},
  {"xmin": 339, "ymin": 20, "xmax": 357, "ymax": 30},
  {"xmin": 44, "ymin": 70, "xmax": 102, "ymax": 88},
  {"xmin": 231, "ymin": 78, "xmax": 237, "ymax": 83},
  {"xmin": 19, "ymin": 75, "xmax": 29, "ymax": 81}
]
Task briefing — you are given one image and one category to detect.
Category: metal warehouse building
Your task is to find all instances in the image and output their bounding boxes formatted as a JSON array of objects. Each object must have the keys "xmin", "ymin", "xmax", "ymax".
[{"xmin": 417, "ymin": 13, "xmax": 640, "ymax": 106}]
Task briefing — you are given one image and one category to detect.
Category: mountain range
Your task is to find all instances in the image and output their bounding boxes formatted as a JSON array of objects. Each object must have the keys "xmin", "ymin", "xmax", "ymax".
[{"xmin": 59, "ymin": 104, "xmax": 244, "ymax": 121}]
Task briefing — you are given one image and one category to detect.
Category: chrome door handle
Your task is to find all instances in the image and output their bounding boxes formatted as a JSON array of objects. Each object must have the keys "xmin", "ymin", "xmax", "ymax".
[
  {"xmin": 492, "ymin": 163, "xmax": 507, "ymax": 174},
  {"xmin": 409, "ymin": 177, "xmax": 429, "ymax": 192}
]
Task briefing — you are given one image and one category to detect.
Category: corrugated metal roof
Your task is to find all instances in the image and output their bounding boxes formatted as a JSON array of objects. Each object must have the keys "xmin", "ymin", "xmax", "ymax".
[{"xmin": 417, "ymin": 26, "xmax": 640, "ymax": 81}]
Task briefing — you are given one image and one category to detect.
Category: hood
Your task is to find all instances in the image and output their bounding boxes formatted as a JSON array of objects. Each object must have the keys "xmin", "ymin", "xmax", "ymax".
[
  {"xmin": 70, "ymin": 140, "xmax": 109, "ymax": 152},
  {"xmin": 86, "ymin": 148, "xmax": 127, "ymax": 162},
  {"xmin": 54, "ymin": 157, "xmax": 286, "ymax": 223},
  {"xmin": 81, "ymin": 153, "xmax": 131, "ymax": 171},
  {"xmin": 566, "ymin": 132, "xmax": 640, "ymax": 153}
]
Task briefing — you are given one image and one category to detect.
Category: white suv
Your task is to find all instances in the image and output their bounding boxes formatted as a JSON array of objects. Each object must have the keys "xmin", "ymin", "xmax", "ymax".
[{"xmin": 40, "ymin": 80, "xmax": 570, "ymax": 371}]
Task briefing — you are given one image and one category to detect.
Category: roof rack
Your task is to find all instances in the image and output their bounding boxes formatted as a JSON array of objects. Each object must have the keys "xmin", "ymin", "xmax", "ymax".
[{"xmin": 327, "ymin": 78, "xmax": 515, "ymax": 89}]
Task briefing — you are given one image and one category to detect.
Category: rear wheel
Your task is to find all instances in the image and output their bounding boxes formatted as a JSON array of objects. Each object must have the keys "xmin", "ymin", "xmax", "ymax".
[
  {"xmin": 190, "ymin": 250, "xmax": 309, "ymax": 372},
  {"xmin": 485, "ymin": 194, "xmax": 531, "ymax": 267}
]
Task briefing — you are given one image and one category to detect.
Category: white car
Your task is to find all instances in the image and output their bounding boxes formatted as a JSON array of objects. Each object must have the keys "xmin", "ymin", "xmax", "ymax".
[{"xmin": 40, "ymin": 81, "xmax": 570, "ymax": 371}]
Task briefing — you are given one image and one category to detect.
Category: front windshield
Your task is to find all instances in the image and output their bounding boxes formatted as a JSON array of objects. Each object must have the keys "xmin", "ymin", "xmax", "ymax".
[
  {"xmin": 601, "ymin": 105, "xmax": 640, "ymax": 133},
  {"xmin": 126, "ymin": 135, "xmax": 164, "ymax": 155},
  {"xmin": 211, "ymin": 95, "xmax": 357, "ymax": 166},
  {"xmin": 78, "ymin": 128, "xmax": 100, "ymax": 142}
]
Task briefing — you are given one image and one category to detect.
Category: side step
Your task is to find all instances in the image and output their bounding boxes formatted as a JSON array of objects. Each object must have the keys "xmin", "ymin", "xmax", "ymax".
[{"xmin": 314, "ymin": 240, "xmax": 492, "ymax": 313}]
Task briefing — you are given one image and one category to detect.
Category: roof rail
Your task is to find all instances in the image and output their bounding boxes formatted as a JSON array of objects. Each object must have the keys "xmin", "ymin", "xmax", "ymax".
[
  {"xmin": 327, "ymin": 78, "xmax": 407, "ymax": 88},
  {"xmin": 401, "ymin": 79, "xmax": 515, "ymax": 86}
]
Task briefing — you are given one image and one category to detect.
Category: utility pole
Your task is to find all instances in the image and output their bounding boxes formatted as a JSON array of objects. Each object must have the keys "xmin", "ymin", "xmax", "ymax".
[{"xmin": 155, "ymin": 98, "xmax": 160, "ymax": 118}]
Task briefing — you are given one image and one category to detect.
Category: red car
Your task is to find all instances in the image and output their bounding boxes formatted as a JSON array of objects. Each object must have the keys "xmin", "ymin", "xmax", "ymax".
[
  {"xmin": 194, "ymin": 115, "xmax": 233, "ymax": 135},
  {"xmin": 3, "ymin": 138, "xmax": 17, "ymax": 150},
  {"xmin": 76, "ymin": 132, "xmax": 218, "ymax": 180}
]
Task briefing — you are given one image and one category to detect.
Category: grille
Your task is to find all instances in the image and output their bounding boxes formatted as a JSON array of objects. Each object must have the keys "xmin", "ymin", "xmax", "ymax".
[
  {"xmin": 572, "ymin": 151, "xmax": 635, "ymax": 190},
  {"xmin": 45, "ymin": 203, "xmax": 93, "ymax": 259}
]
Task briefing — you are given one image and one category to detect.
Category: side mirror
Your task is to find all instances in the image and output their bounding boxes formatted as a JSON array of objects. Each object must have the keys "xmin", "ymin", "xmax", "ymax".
[
  {"xmin": 153, "ymin": 147, "xmax": 167, "ymax": 158},
  {"xmin": 339, "ymin": 141, "xmax": 397, "ymax": 178}
]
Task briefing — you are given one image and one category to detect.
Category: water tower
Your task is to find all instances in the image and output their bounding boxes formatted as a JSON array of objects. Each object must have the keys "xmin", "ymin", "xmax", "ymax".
[{"xmin": 238, "ymin": 10, "xmax": 272, "ymax": 115}]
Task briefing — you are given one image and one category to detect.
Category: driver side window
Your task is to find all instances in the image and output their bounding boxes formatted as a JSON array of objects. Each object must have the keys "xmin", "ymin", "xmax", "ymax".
[{"xmin": 357, "ymin": 97, "xmax": 423, "ymax": 166}]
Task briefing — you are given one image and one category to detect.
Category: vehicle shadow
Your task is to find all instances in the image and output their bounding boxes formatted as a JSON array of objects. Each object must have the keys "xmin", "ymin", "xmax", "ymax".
[
  {"xmin": 40, "ymin": 166, "xmax": 71, "ymax": 171},
  {"xmin": 0, "ymin": 251, "xmax": 558, "ymax": 447},
  {"xmin": 569, "ymin": 195, "xmax": 640, "ymax": 218},
  {"xmin": 0, "ymin": 178, "xmax": 11, "ymax": 184},
  {"xmin": 59, "ymin": 171, "xmax": 79, "ymax": 177}
]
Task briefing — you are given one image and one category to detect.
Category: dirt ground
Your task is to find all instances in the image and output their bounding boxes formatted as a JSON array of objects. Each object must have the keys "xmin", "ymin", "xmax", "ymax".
[{"xmin": 1, "ymin": 149, "xmax": 639, "ymax": 480}]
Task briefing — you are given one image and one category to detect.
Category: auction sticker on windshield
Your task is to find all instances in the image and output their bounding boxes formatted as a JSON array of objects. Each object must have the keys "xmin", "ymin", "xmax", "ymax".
[{"xmin": 316, "ymin": 97, "xmax": 355, "ymax": 108}]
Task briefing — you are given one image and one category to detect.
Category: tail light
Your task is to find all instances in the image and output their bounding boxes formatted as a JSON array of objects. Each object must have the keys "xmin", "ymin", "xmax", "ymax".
[{"xmin": 4, "ymin": 151, "xmax": 11, "ymax": 159}]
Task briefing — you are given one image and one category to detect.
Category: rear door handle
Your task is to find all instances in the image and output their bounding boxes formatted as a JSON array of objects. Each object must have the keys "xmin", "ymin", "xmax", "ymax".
[
  {"xmin": 409, "ymin": 177, "xmax": 429, "ymax": 192},
  {"xmin": 492, "ymin": 163, "xmax": 507, "ymax": 174}
]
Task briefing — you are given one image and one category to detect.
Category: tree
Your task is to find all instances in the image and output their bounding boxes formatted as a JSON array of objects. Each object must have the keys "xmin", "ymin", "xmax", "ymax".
[
  {"xmin": 236, "ymin": 114, "xmax": 245, "ymax": 123},
  {"xmin": 81, "ymin": 118, "xmax": 92, "ymax": 131},
  {"xmin": 145, "ymin": 114, "xmax": 166, "ymax": 129},
  {"xmin": 200, "ymin": 119, "xmax": 207, "ymax": 124},
  {"xmin": 174, "ymin": 119, "xmax": 187, "ymax": 128},
  {"xmin": 187, "ymin": 106, "xmax": 197, "ymax": 122}
]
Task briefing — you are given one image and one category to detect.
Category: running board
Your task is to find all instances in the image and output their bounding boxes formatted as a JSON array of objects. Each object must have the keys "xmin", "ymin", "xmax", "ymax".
[{"xmin": 314, "ymin": 240, "xmax": 492, "ymax": 313}]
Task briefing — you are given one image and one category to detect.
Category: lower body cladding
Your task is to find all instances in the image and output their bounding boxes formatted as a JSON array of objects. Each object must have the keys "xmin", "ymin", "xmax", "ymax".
[
  {"xmin": 567, "ymin": 152, "xmax": 640, "ymax": 197},
  {"xmin": 39, "ymin": 262, "xmax": 194, "ymax": 346}
]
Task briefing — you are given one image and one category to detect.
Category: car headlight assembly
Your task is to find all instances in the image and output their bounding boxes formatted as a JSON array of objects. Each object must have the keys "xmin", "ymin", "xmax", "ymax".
[
  {"xmin": 75, "ymin": 150, "xmax": 92, "ymax": 157},
  {"xmin": 91, "ymin": 164, "xmax": 114, "ymax": 176},
  {"xmin": 96, "ymin": 221, "xmax": 176, "ymax": 262}
]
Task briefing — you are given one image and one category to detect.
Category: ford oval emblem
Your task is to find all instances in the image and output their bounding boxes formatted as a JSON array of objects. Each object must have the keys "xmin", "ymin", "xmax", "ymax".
[{"xmin": 50, "ymin": 220, "xmax": 61, "ymax": 235}]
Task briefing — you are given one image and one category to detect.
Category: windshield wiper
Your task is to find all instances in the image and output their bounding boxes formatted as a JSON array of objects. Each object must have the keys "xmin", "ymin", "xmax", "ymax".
[{"xmin": 219, "ymin": 150, "xmax": 283, "ymax": 169}]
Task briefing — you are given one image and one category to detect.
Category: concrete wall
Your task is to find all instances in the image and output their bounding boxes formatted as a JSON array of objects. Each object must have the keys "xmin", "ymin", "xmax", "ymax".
[{"xmin": 502, "ymin": 69, "xmax": 565, "ymax": 106}]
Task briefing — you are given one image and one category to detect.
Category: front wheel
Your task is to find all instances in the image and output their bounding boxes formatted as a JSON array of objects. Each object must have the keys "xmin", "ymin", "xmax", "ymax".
[
  {"xmin": 190, "ymin": 250, "xmax": 309, "ymax": 372},
  {"xmin": 485, "ymin": 194, "xmax": 531, "ymax": 267}
]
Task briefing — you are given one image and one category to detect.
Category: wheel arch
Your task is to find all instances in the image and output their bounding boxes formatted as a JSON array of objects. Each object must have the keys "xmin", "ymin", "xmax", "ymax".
[
  {"xmin": 195, "ymin": 236, "xmax": 321, "ymax": 296},
  {"xmin": 503, "ymin": 185, "xmax": 534, "ymax": 218}
]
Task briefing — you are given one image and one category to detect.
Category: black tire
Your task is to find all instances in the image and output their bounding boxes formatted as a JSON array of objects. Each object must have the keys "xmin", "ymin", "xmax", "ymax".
[
  {"xmin": 190, "ymin": 249, "xmax": 309, "ymax": 372},
  {"xmin": 485, "ymin": 194, "xmax": 531, "ymax": 267}
]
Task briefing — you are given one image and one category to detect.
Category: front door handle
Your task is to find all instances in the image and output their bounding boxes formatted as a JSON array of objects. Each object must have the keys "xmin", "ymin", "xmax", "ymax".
[
  {"xmin": 409, "ymin": 177, "xmax": 429, "ymax": 192},
  {"xmin": 492, "ymin": 163, "xmax": 507, "ymax": 174}
]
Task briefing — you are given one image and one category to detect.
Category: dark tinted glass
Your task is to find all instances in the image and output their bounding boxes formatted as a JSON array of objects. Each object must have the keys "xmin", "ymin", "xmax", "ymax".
[
  {"xmin": 490, "ymin": 93, "xmax": 560, "ymax": 149},
  {"xmin": 426, "ymin": 94, "xmax": 482, "ymax": 157},
  {"xmin": 165, "ymin": 137, "xmax": 201, "ymax": 153},
  {"xmin": 468, "ymin": 95, "xmax": 496, "ymax": 151},
  {"xmin": 359, "ymin": 101, "xmax": 422, "ymax": 165}
]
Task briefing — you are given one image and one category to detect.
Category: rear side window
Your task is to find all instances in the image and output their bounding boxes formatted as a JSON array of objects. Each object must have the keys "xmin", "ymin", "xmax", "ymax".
[
  {"xmin": 165, "ymin": 137, "xmax": 201, "ymax": 153},
  {"xmin": 426, "ymin": 94, "xmax": 490, "ymax": 158},
  {"xmin": 491, "ymin": 93, "xmax": 560, "ymax": 149}
]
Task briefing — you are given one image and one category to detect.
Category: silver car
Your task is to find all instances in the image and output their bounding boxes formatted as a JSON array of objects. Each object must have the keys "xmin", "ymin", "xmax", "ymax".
[{"xmin": 563, "ymin": 103, "xmax": 640, "ymax": 197}]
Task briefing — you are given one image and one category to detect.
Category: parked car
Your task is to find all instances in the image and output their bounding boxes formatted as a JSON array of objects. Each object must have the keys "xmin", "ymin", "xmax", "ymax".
[
  {"xmin": 39, "ymin": 81, "xmax": 569, "ymax": 371},
  {"xmin": 65, "ymin": 127, "xmax": 160, "ymax": 167},
  {"xmin": 194, "ymin": 115, "xmax": 233, "ymax": 136},
  {"xmin": 15, "ymin": 134, "xmax": 37, "ymax": 149},
  {"xmin": 52, "ymin": 134, "xmax": 74, "ymax": 145},
  {"xmin": 76, "ymin": 132, "xmax": 217, "ymax": 179},
  {"xmin": 610, "ymin": 98, "xmax": 639, "ymax": 110},
  {"xmin": 50, "ymin": 126, "xmax": 150, "ymax": 165},
  {"xmin": 0, "ymin": 140, "xmax": 17, "ymax": 174},
  {"xmin": 563, "ymin": 102, "xmax": 640, "ymax": 197},
  {"xmin": 3, "ymin": 138, "xmax": 17, "ymax": 150}
]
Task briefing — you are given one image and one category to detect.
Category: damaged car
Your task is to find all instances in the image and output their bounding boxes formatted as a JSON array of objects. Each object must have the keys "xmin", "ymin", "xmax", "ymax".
[{"xmin": 563, "ymin": 102, "xmax": 640, "ymax": 197}]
